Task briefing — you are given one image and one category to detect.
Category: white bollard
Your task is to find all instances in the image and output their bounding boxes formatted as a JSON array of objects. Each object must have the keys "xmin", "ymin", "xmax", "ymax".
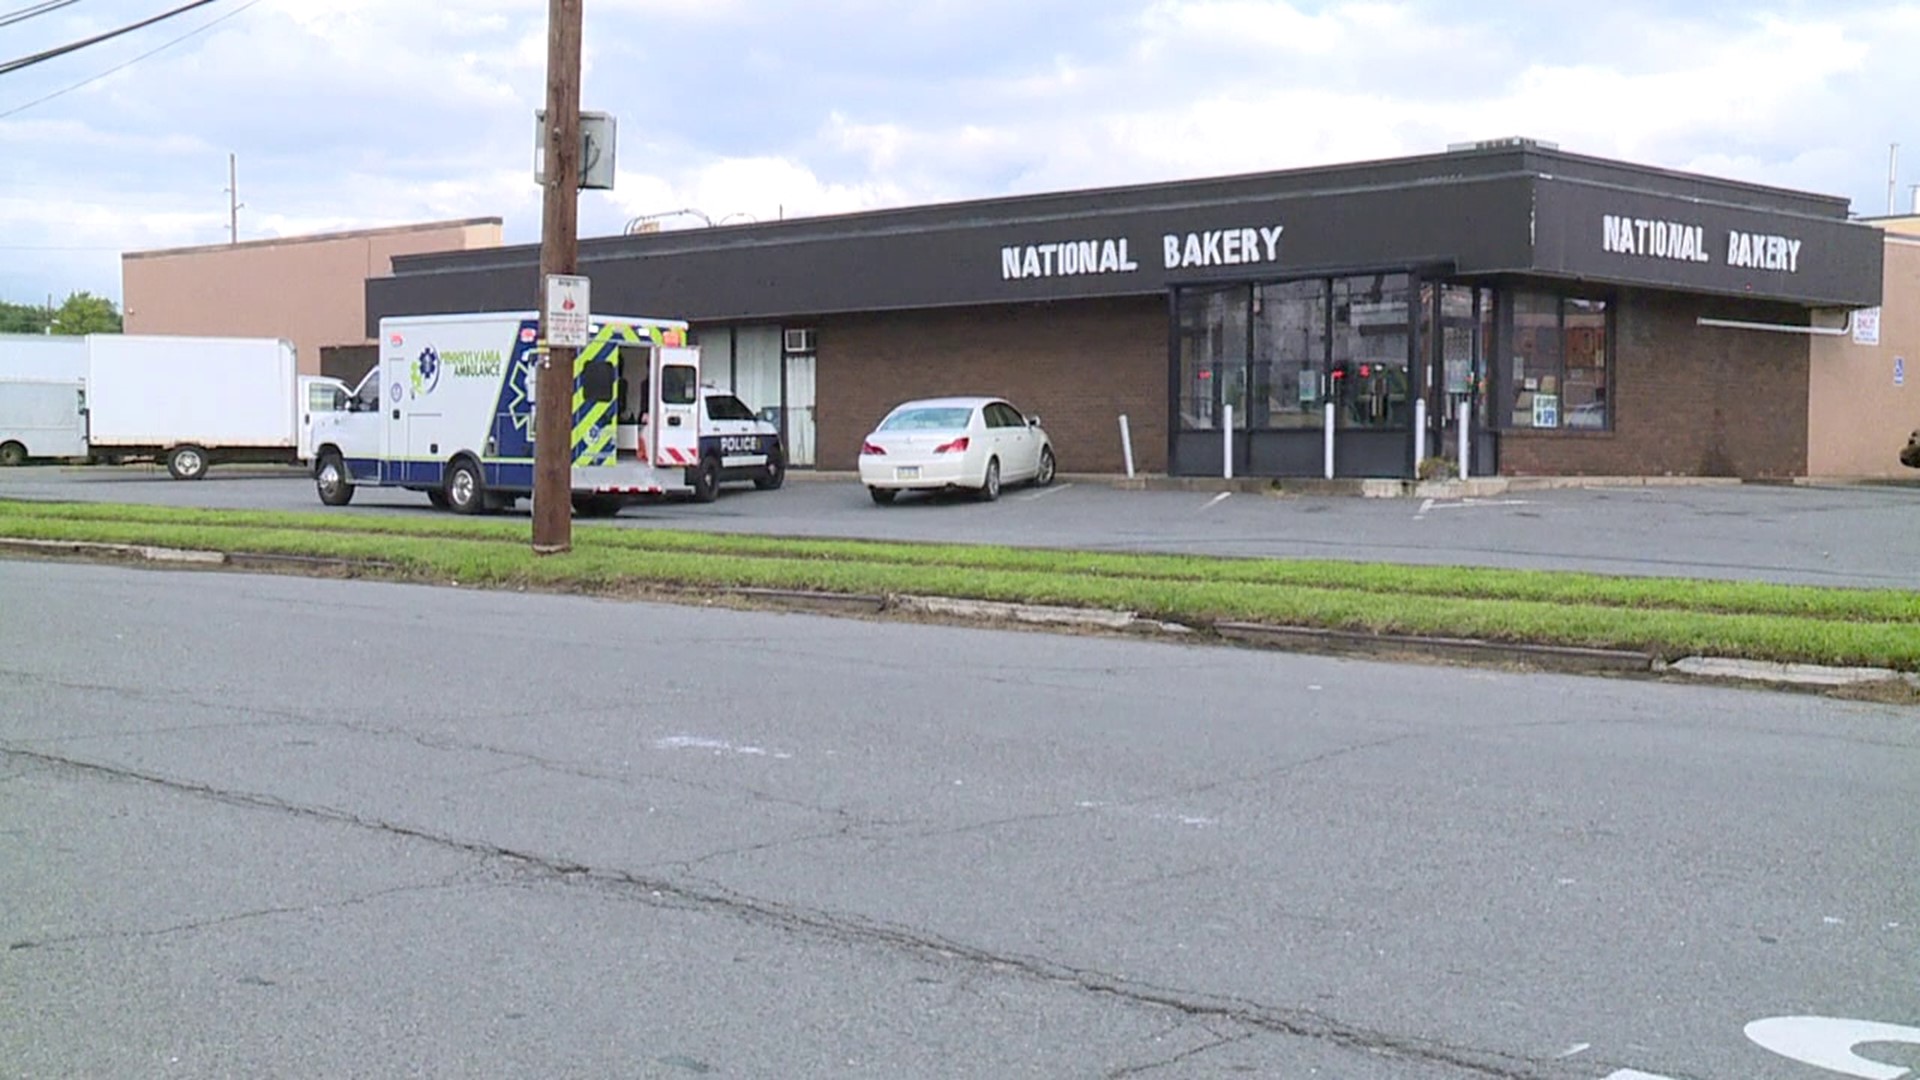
[
  {"xmin": 1413, "ymin": 397, "xmax": 1427, "ymax": 473},
  {"xmin": 1222, "ymin": 403, "xmax": 1233, "ymax": 480},
  {"xmin": 1118, "ymin": 414, "xmax": 1136, "ymax": 478},
  {"xmin": 1323, "ymin": 402, "xmax": 1335, "ymax": 479},
  {"xmin": 1457, "ymin": 397, "xmax": 1471, "ymax": 480}
]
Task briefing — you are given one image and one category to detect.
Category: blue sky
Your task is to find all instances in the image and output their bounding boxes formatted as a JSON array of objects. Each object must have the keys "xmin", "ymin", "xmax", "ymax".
[{"xmin": 3, "ymin": 0, "xmax": 1919, "ymax": 307}]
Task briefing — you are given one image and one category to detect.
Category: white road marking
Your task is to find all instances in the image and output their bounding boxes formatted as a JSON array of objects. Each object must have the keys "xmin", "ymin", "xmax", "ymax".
[
  {"xmin": 1556, "ymin": 1042, "xmax": 1591, "ymax": 1058},
  {"xmin": 1202, "ymin": 492, "xmax": 1232, "ymax": 510},
  {"xmin": 1425, "ymin": 498, "xmax": 1534, "ymax": 511},
  {"xmin": 1745, "ymin": 1016, "xmax": 1920, "ymax": 1080},
  {"xmin": 1604, "ymin": 1071, "xmax": 1682, "ymax": 1080},
  {"xmin": 1414, "ymin": 497, "xmax": 1435, "ymax": 520},
  {"xmin": 654, "ymin": 735, "xmax": 793, "ymax": 760},
  {"xmin": 1020, "ymin": 482, "xmax": 1073, "ymax": 501}
]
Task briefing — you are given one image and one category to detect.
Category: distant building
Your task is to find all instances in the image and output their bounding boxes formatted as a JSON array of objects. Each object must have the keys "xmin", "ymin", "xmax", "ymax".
[
  {"xmin": 121, "ymin": 218, "xmax": 502, "ymax": 377},
  {"xmin": 1808, "ymin": 215, "xmax": 1920, "ymax": 478}
]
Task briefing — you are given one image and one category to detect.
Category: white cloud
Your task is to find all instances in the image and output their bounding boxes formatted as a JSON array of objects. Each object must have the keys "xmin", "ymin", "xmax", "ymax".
[{"xmin": 2, "ymin": 0, "xmax": 1919, "ymax": 307}]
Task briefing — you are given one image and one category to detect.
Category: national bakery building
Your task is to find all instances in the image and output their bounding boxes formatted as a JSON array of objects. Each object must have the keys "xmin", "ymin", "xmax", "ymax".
[{"xmin": 365, "ymin": 140, "xmax": 1888, "ymax": 480}]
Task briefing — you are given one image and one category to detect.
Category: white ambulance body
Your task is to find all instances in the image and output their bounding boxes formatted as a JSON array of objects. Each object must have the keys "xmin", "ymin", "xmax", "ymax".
[{"xmin": 309, "ymin": 312, "xmax": 701, "ymax": 514}]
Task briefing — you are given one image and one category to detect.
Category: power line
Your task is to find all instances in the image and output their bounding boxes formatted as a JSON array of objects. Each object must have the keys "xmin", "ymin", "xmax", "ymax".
[
  {"xmin": 0, "ymin": 0, "xmax": 262, "ymax": 120},
  {"xmin": 0, "ymin": 0, "xmax": 221, "ymax": 77},
  {"xmin": 0, "ymin": 0, "xmax": 84, "ymax": 29}
]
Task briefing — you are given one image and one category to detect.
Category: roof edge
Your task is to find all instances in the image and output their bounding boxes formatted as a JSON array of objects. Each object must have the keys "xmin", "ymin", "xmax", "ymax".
[{"xmin": 123, "ymin": 217, "xmax": 504, "ymax": 261}]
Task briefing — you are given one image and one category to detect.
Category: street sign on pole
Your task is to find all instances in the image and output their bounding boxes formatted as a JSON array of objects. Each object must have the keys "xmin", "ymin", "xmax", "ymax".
[{"xmin": 546, "ymin": 274, "xmax": 589, "ymax": 348}]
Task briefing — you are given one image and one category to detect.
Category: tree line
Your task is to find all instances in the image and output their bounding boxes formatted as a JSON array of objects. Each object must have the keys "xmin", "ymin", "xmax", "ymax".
[{"xmin": 0, "ymin": 292, "xmax": 123, "ymax": 335}]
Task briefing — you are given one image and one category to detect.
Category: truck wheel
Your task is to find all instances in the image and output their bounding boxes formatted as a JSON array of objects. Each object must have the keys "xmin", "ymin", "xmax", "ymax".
[
  {"xmin": 0, "ymin": 441, "xmax": 25, "ymax": 467},
  {"xmin": 443, "ymin": 459, "xmax": 485, "ymax": 515},
  {"xmin": 754, "ymin": 448, "xmax": 786, "ymax": 491},
  {"xmin": 166, "ymin": 445, "xmax": 209, "ymax": 481},
  {"xmin": 315, "ymin": 452, "xmax": 355, "ymax": 506},
  {"xmin": 571, "ymin": 494, "xmax": 623, "ymax": 517},
  {"xmin": 691, "ymin": 454, "xmax": 721, "ymax": 503}
]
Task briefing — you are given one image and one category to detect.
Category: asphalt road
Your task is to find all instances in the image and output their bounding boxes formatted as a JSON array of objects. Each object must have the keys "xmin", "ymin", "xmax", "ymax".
[
  {"xmin": 4, "ymin": 464, "xmax": 1920, "ymax": 588},
  {"xmin": 3, "ymin": 560, "xmax": 1915, "ymax": 1078}
]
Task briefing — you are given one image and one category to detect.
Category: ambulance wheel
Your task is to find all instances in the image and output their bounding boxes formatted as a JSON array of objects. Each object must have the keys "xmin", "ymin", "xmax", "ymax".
[
  {"xmin": 691, "ymin": 454, "xmax": 721, "ymax": 503},
  {"xmin": 0, "ymin": 441, "xmax": 25, "ymax": 467},
  {"xmin": 166, "ymin": 445, "xmax": 209, "ymax": 481},
  {"xmin": 426, "ymin": 490, "xmax": 450, "ymax": 510},
  {"xmin": 754, "ymin": 449, "xmax": 786, "ymax": 491},
  {"xmin": 444, "ymin": 459, "xmax": 485, "ymax": 515},
  {"xmin": 315, "ymin": 452, "xmax": 354, "ymax": 506}
]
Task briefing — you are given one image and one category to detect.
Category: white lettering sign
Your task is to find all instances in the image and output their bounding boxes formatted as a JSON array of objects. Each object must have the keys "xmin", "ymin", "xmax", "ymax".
[
  {"xmin": 1602, "ymin": 215, "xmax": 1711, "ymax": 263},
  {"xmin": 1000, "ymin": 238, "xmax": 1139, "ymax": 281},
  {"xmin": 1164, "ymin": 225, "xmax": 1286, "ymax": 270},
  {"xmin": 1727, "ymin": 230, "xmax": 1802, "ymax": 273}
]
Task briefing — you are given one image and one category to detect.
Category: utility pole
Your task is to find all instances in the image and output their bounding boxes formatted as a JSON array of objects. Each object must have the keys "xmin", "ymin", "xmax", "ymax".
[
  {"xmin": 226, "ymin": 152, "xmax": 243, "ymax": 244},
  {"xmin": 533, "ymin": 0, "xmax": 583, "ymax": 554}
]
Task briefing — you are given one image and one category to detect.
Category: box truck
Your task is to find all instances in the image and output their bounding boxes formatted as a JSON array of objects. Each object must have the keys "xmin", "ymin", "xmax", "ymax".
[
  {"xmin": 0, "ymin": 335, "xmax": 88, "ymax": 465},
  {"xmin": 309, "ymin": 312, "xmax": 702, "ymax": 514},
  {"xmin": 0, "ymin": 333, "xmax": 351, "ymax": 478}
]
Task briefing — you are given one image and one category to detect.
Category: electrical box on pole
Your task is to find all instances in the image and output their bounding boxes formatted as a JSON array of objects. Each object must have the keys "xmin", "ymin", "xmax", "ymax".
[{"xmin": 535, "ymin": 110, "xmax": 617, "ymax": 191}]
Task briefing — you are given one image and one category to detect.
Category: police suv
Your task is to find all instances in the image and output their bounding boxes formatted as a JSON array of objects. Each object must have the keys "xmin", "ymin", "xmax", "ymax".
[{"xmin": 689, "ymin": 385, "xmax": 785, "ymax": 502}]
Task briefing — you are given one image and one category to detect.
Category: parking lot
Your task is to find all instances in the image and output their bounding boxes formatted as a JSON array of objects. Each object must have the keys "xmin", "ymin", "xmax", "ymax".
[{"xmin": 2, "ymin": 464, "xmax": 1917, "ymax": 588}]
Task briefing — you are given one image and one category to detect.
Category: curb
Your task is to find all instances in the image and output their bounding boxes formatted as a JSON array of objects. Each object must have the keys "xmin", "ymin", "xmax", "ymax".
[
  {"xmin": 0, "ymin": 537, "xmax": 227, "ymax": 565},
  {"xmin": 1669, "ymin": 656, "xmax": 1920, "ymax": 690},
  {"xmin": 1214, "ymin": 622, "xmax": 1658, "ymax": 674}
]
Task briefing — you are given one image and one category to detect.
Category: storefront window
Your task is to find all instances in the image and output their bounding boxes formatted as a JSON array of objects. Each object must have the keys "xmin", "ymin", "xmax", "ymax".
[
  {"xmin": 1330, "ymin": 274, "xmax": 1412, "ymax": 430},
  {"xmin": 1252, "ymin": 279, "xmax": 1327, "ymax": 430},
  {"xmin": 1501, "ymin": 290, "xmax": 1608, "ymax": 431},
  {"xmin": 1176, "ymin": 286, "xmax": 1250, "ymax": 430}
]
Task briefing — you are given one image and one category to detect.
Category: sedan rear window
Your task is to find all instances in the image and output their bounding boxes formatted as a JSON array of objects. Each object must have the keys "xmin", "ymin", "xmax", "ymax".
[{"xmin": 879, "ymin": 407, "xmax": 974, "ymax": 431}]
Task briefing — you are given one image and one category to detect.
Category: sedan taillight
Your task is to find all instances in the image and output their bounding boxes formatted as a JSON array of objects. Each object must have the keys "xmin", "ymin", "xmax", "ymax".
[
  {"xmin": 861, "ymin": 441, "xmax": 885, "ymax": 456},
  {"xmin": 933, "ymin": 437, "xmax": 970, "ymax": 454}
]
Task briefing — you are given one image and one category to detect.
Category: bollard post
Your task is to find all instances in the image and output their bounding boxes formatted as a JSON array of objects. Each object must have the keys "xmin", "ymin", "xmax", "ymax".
[
  {"xmin": 1323, "ymin": 402, "xmax": 1335, "ymax": 480},
  {"xmin": 1223, "ymin": 404, "xmax": 1233, "ymax": 480},
  {"xmin": 1118, "ymin": 414, "xmax": 1135, "ymax": 478}
]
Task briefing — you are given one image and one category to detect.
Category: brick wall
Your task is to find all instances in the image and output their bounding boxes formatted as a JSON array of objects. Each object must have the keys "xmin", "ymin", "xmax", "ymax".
[
  {"xmin": 1499, "ymin": 290, "xmax": 1810, "ymax": 478},
  {"xmin": 815, "ymin": 298, "xmax": 1167, "ymax": 473}
]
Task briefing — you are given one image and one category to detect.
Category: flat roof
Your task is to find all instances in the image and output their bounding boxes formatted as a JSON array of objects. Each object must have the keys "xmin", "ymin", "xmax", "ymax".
[{"xmin": 126, "ymin": 217, "xmax": 503, "ymax": 261}]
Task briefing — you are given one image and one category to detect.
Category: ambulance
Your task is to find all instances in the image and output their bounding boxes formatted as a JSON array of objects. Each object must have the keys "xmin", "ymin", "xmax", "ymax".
[{"xmin": 309, "ymin": 311, "xmax": 700, "ymax": 515}]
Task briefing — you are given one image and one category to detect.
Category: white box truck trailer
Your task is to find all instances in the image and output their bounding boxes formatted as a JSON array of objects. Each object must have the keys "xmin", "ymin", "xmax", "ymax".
[
  {"xmin": 84, "ymin": 335, "xmax": 350, "ymax": 479},
  {"xmin": 309, "ymin": 312, "xmax": 703, "ymax": 514}
]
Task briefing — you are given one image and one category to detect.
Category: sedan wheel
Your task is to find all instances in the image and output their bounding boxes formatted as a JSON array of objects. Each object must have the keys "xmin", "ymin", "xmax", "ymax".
[
  {"xmin": 1034, "ymin": 446, "xmax": 1056, "ymax": 487},
  {"xmin": 978, "ymin": 457, "xmax": 1001, "ymax": 502}
]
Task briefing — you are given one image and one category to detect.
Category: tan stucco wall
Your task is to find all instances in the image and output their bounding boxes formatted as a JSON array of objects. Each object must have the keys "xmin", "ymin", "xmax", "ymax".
[
  {"xmin": 1808, "ymin": 225, "xmax": 1920, "ymax": 478},
  {"xmin": 121, "ymin": 219, "xmax": 502, "ymax": 376}
]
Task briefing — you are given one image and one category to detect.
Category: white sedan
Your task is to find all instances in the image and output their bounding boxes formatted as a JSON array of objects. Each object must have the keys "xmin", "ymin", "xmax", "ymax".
[{"xmin": 858, "ymin": 396, "xmax": 1057, "ymax": 504}]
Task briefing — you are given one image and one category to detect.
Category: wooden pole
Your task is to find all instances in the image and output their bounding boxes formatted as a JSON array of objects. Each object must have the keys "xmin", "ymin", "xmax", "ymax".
[{"xmin": 533, "ymin": 0, "xmax": 582, "ymax": 554}]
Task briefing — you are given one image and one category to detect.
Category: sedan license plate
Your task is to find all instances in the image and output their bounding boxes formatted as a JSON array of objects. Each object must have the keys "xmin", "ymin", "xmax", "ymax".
[{"xmin": 895, "ymin": 466, "xmax": 920, "ymax": 480}]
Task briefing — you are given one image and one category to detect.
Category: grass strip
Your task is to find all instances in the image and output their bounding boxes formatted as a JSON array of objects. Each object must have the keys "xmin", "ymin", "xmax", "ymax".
[
  {"xmin": 4, "ymin": 497, "xmax": 1917, "ymax": 623},
  {"xmin": 4, "ymin": 511, "xmax": 1918, "ymax": 671}
]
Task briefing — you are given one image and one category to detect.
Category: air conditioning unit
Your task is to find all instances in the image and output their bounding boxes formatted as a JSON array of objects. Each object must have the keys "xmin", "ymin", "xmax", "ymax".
[{"xmin": 783, "ymin": 328, "xmax": 817, "ymax": 353}]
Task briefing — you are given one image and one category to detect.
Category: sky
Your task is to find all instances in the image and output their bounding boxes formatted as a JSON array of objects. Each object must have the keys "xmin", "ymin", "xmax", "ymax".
[{"xmin": 3, "ymin": 0, "xmax": 1920, "ymax": 308}]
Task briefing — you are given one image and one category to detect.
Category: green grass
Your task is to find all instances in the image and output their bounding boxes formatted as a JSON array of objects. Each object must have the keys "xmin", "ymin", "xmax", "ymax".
[{"xmin": 4, "ymin": 497, "xmax": 1918, "ymax": 670}]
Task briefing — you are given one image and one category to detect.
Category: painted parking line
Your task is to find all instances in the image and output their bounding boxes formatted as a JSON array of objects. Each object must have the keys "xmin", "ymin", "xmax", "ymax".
[
  {"xmin": 1019, "ymin": 482, "xmax": 1074, "ymax": 501},
  {"xmin": 1416, "ymin": 497, "xmax": 1534, "ymax": 519},
  {"xmin": 1202, "ymin": 492, "xmax": 1232, "ymax": 510}
]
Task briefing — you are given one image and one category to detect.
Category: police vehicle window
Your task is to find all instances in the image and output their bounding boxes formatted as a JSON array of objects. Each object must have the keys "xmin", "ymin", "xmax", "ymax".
[
  {"xmin": 660, "ymin": 365, "xmax": 698, "ymax": 405},
  {"xmin": 705, "ymin": 394, "xmax": 757, "ymax": 422}
]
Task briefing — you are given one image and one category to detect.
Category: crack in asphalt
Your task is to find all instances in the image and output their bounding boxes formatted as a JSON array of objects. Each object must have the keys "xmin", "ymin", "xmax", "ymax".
[
  {"xmin": 1105, "ymin": 1024, "xmax": 1255, "ymax": 1078},
  {"xmin": 6, "ymin": 745, "xmax": 1575, "ymax": 1080},
  {"xmin": 7, "ymin": 874, "xmax": 478, "ymax": 953},
  {"xmin": 898, "ymin": 731, "xmax": 1422, "ymax": 843}
]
